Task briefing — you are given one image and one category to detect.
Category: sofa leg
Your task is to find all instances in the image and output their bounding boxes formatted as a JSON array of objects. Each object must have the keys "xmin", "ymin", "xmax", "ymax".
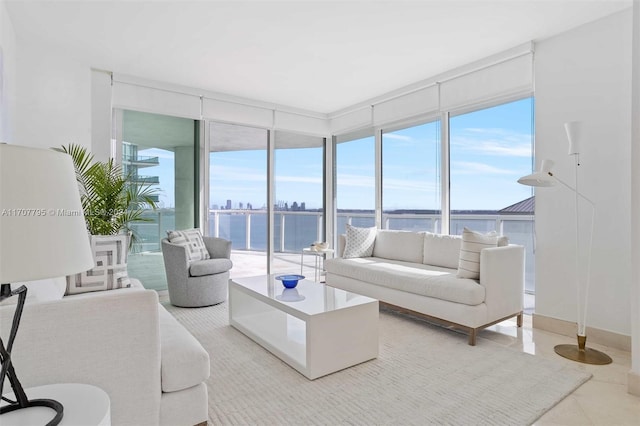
[
  {"xmin": 517, "ymin": 312, "xmax": 523, "ymax": 328},
  {"xmin": 468, "ymin": 329, "xmax": 477, "ymax": 346}
]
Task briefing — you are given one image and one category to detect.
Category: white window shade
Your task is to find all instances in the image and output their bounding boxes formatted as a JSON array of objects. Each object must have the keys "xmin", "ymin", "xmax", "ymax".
[
  {"xmin": 373, "ymin": 85, "xmax": 439, "ymax": 127},
  {"xmin": 439, "ymin": 54, "xmax": 533, "ymax": 111},
  {"xmin": 330, "ymin": 107, "xmax": 372, "ymax": 134},
  {"xmin": 274, "ymin": 110, "xmax": 329, "ymax": 136},
  {"xmin": 112, "ymin": 82, "xmax": 201, "ymax": 119},
  {"xmin": 202, "ymin": 98, "xmax": 273, "ymax": 129}
]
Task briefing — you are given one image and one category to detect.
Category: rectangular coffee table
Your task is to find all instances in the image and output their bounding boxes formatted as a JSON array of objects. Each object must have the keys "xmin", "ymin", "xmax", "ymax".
[{"xmin": 229, "ymin": 275, "xmax": 378, "ymax": 380}]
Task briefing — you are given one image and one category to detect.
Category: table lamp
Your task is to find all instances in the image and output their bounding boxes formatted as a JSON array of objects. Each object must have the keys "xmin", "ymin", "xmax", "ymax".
[
  {"xmin": 517, "ymin": 122, "xmax": 612, "ymax": 365},
  {"xmin": 0, "ymin": 144, "xmax": 94, "ymax": 424}
]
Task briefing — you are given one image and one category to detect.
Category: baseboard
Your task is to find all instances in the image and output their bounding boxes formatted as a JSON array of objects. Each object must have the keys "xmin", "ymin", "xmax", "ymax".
[
  {"xmin": 629, "ymin": 371, "xmax": 640, "ymax": 396},
  {"xmin": 532, "ymin": 313, "xmax": 631, "ymax": 352}
]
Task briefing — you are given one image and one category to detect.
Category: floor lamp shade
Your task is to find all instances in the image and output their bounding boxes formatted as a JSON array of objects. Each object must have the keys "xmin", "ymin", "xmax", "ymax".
[
  {"xmin": 517, "ymin": 159, "xmax": 556, "ymax": 187},
  {"xmin": 0, "ymin": 144, "xmax": 94, "ymax": 283}
]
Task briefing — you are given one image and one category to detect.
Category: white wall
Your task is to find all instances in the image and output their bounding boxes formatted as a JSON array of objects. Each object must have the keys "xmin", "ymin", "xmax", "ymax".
[
  {"xmin": 15, "ymin": 39, "xmax": 91, "ymax": 150},
  {"xmin": 630, "ymin": 0, "xmax": 640, "ymax": 395},
  {"xmin": 0, "ymin": 0, "xmax": 17, "ymax": 143},
  {"xmin": 535, "ymin": 9, "xmax": 632, "ymax": 336}
]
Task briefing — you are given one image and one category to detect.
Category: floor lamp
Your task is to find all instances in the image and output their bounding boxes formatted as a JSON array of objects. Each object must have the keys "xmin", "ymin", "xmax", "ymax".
[
  {"xmin": 517, "ymin": 122, "xmax": 612, "ymax": 365},
  {"xmin": 0, "ymin": 144, "xmax": 94, "ymax": 424}
]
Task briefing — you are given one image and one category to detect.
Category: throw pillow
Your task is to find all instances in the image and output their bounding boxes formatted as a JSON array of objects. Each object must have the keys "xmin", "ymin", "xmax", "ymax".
[
  {"xmin": 66, "ymin": 234, "xmax": 131, "ymax": 295},
  {"xmin": 342, "ymin": 224, "xmax": 377, "ymax": 259},
  {"xmin": 457, "ymin": 227, "xmax": 498, "ymax": 280},
  {"xmin": 167, "ymin": 228, "xmax": 210, "ymax": 262}
]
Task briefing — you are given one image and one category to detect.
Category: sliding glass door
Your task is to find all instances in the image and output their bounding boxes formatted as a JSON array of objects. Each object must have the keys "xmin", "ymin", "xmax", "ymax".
[
  {"xmin": 209, "ymin": 122, "xmax": 268, "ymax": 276},
  {"xmin": 118, "ymin": 109, "xmax": 198, "ymax": 291},
  {"xmin": 273, "ymin": 131, "xmax": 325, "ymax": 275}
]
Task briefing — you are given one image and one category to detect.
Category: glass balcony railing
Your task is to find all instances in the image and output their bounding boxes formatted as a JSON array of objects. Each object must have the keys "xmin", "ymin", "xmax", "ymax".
[
  {"xmin": 129, "ymin": 175, "xmax": 160, "ymax": 184},
  {"xmin": 122, "ymin": 155, "xmax": 160, "ymax": 165},
  {"xmin": 129, "ymin": 209, "xmax": 535, "ymax": 292}
]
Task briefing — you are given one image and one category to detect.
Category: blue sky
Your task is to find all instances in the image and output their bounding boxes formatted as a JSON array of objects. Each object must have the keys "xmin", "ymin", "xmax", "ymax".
[{"xmin": 140, "ymin": 97, "xmax": 533, "ymax": 211}]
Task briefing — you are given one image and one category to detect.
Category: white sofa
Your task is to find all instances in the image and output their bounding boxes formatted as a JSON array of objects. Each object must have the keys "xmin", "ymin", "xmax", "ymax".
[
  {"xmin": 325, "ymin": 230, "xmax": 525, "ymax": 345},
  {"xmin": 0, "ymin": 278, "xmax": 209, "ymax": 426}
]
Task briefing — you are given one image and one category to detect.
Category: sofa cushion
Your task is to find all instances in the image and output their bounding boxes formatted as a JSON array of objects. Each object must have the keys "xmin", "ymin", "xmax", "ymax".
[
  {"xmin": 189, "ymin": 258, "xmax": 233, "ymax": 277},
  {"xmin": 372, "ymin": 230, "xmax": 424, "ymax": 263},
  {"xmin": 326, "ymin": 257, "xmax": 485, "ymax": 306},
  {"xmin": 457, "ymin": 228, "xmax": 498, "ymax": 279},
  {"xmin": 422, "ymin": 232, "xmax": 462, "ymax": 269},
  {"xmin": 167, "ymin": 228, "xmax": 210, "ymax": 262},
  {"xmin": 158, "ymin": 306, "xmax": 210, "ymax": 393},
  {"xmin": 343, "ymin": 224, "xmax": 376, "ymax": 258},
  {"xmin": 66, "ymin": 234, "xmax": 131, "ymax": 295}
]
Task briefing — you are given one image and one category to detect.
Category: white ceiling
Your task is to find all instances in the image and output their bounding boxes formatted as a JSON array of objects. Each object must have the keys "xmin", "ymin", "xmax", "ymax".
[{"xmin": 5, "ymin": 0, "xmax": 632, "ymax": 114}]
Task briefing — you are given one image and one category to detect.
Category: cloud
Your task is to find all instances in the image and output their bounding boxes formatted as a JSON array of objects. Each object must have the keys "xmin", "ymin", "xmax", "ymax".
[
  {"xmin": 451, "ymin": 128, "xmax": 532, "ymax": 157},
  {"xmin": 210, "ymin": 165, "xmax": 266, "ymax": 182},
  {"xmin": 451, "ymin": 161, "xmax": 516, "ymax": 175},
  {"xmin": 383, "ymin": 177, "xmax": 438, "ymax": 192},
  {"xmin": 383, "ymin": 133, "xmax": 414, "ymax": 142},
  {"xmin": 276, "ymin": 175, "xmax": 322, "ymax": 184},
  {"xmin": 336, "ymin": 174, "xmax": 375, "ymax": 189}
]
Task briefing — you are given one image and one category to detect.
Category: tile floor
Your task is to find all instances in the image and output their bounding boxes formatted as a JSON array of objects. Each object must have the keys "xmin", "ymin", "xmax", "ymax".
[{"xmin": 480, "ymin": 316, "xmax": 639, "ymax": 425}]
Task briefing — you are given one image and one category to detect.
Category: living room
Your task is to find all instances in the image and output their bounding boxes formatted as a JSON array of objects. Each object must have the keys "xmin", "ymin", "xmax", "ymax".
[{"xmin": 1, "ymin": 1, "xmax": 639, "ymax": 425}]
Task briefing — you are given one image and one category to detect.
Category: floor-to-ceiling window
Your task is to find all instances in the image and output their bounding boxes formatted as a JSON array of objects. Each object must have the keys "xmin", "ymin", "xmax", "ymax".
[
  {"xmin": 449, "ymin": 97, "xmax": 535, "ymax": 292},
  {"xmin": 273, "ymin": 131, "xmax": 325, "ymax": 274},
  {"xmin": 382, "ymin": 120, "xmax": 441, "ymax": 232},
  {"xmin": 335, "ymin": 132, "xmax": 376, "ymax": 233},
  {"xmin": 209, "ymin": 122, "xmax": 268, "ymax": 275},
  {"xmin": 120, "ymin": 110, "xmax": 198, "ymax": 291}
]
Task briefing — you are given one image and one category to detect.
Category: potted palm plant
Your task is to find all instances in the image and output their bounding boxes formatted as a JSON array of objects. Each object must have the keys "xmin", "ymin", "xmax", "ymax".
[{"xmin": 55, "ymin": 144, "xmax": 160, "ymax": 246}]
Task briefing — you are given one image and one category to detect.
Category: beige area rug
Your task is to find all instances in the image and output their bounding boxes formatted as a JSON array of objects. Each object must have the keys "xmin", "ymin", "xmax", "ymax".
[{"xmin": 162, "ymin": 299, "xmax": 591, "ymax": 425}]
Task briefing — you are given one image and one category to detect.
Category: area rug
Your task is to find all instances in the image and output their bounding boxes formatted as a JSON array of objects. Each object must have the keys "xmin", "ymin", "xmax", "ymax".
[{"xmin": 163, "ymin": 299, "xmax": 591, "ymax": 425}]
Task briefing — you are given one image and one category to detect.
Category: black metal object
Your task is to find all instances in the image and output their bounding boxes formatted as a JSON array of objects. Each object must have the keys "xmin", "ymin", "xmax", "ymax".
[{"xmin": 0, "ymin": 283, "xmax": 64, "ymax": 425}]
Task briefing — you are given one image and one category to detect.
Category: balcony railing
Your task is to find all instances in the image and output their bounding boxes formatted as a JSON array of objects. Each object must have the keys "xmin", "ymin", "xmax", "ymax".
[
  {"xmin": 122, "ymin": 155, "xmax": 160, "ymax": 165},
  {"xmin": 129, "ymin": 209, "xmax": 535, "ymax": 291}
]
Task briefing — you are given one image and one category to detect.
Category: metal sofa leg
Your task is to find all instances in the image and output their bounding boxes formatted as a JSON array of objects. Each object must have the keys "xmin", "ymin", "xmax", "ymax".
[{"xmin": 468, "ymin": 329, "xmax": 477, "ymax": 346}]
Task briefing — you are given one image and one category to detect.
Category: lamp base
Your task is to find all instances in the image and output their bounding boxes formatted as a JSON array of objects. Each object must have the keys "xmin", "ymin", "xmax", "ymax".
[
  {"xmin": 554, "ymin": 334, "xmax": 612, "ymax": 365},
  {"xmin": 0, "ymin": 398, "xmax": 63, "ymax": 426}
]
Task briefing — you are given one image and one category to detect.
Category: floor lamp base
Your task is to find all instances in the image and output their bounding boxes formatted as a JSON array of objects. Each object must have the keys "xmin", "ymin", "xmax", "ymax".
[{"xmin": 554, "ymin": 335, "xmax": 613, "ymax": 365}]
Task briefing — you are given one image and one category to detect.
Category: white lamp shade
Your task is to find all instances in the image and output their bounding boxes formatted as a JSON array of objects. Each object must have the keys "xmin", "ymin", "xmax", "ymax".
[
  {"xmin": 0, "ymin": 144, "xmax": 94, "ymax": 283},
  {"xmin": 565, "ymin": 121, "xmax": 581, "ymax": 155},
  {"xmin": 517, "ymin": 159, "xmax": 556, "ymax": 187}
]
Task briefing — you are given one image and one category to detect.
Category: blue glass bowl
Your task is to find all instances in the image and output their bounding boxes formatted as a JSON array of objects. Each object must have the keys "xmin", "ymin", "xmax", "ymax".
[{"xmin": 275, "ymin": 274, "xmax": 305, "ymax": 288}]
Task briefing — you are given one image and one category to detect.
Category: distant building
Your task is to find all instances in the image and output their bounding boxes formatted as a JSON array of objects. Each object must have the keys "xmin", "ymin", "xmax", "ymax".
[
  {"xmin": 121, "ymin": 141, "xmax": 160, "ymax": 203},
  {"xmin": 226, "ymin": 199, "xmax": 232, "ymax": 210},
  {"xmin": 499, "ymin": 196, "xmax": 534, "ymax": 215}
]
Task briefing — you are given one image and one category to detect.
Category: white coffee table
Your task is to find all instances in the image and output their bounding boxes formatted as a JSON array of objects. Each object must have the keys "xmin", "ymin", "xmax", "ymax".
[{"xmin": 229, "ymin": 275, "xmax": 379, "ymax": 380}]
